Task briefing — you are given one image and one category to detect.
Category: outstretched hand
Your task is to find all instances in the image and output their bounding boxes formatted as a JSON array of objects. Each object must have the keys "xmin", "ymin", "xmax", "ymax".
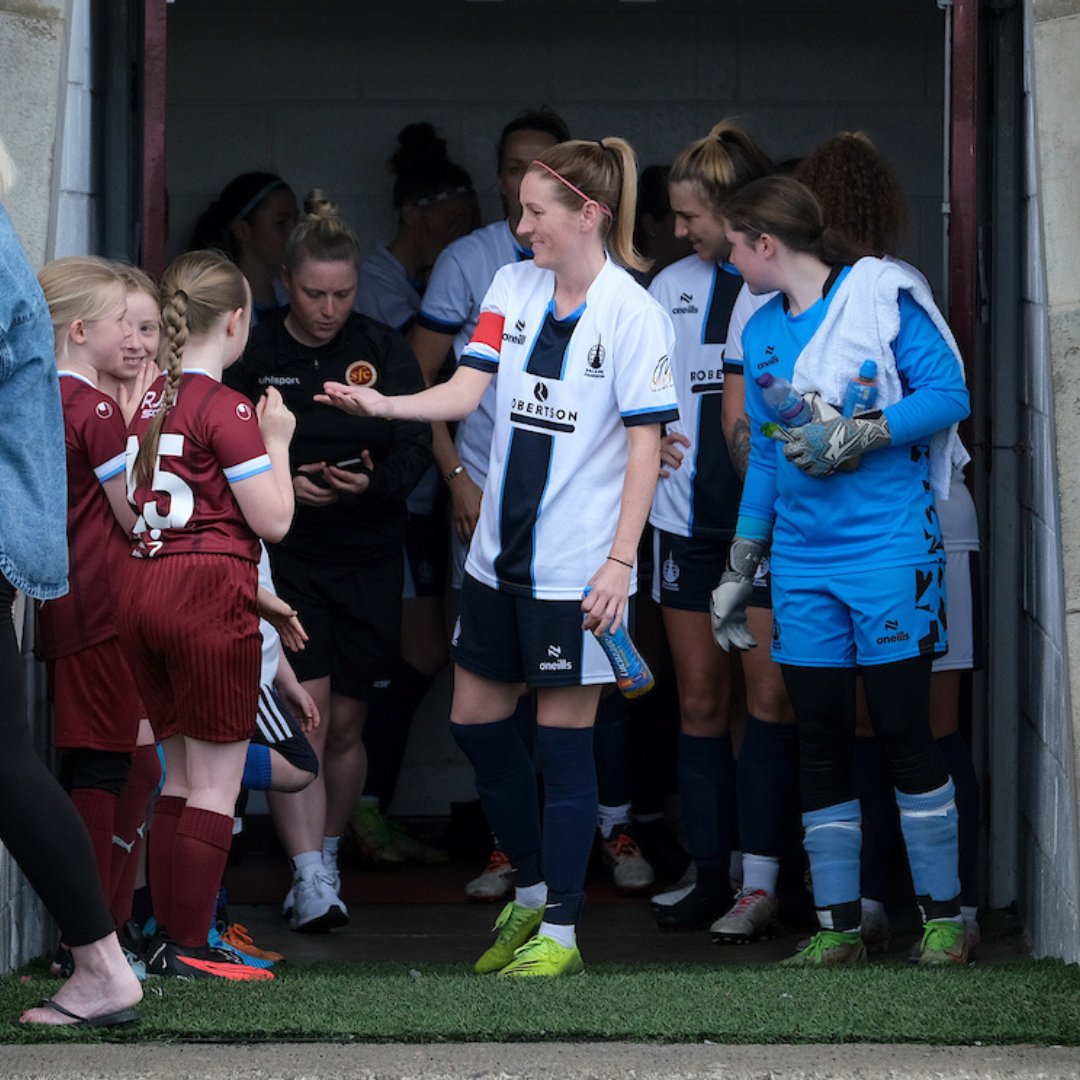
[{"xmin": 314, "ymin": 381, "xmax": 391, "ymax": 418}]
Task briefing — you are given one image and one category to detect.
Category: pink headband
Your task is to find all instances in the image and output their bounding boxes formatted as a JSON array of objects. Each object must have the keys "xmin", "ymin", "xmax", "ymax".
[{"xmin": 531, "ymin": 160, "xmax": 613, "ymax": 217}]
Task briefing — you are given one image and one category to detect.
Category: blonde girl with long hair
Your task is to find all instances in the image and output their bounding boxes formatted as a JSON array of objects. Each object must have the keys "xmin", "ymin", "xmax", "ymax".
[
  {"xmin": 119, "ymin": 250, "xmax": 295, "ymax": 980},
  {"xmin": 319, "ymin": 137, "xmax": 678, "ymax": 975}
]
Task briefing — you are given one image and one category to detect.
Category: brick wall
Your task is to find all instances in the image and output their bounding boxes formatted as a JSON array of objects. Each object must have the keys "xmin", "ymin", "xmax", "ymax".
[
  {"xmin": 1021, "ymin": 0, "xmax": 1080, "ymax": 962},
  {"xmin": 164, "ymin": 0, "xmax": 948, "ymax": 296}
]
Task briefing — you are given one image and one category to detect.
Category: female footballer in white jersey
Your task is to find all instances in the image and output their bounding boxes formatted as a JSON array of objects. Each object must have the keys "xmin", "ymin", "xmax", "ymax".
[
  {"xmin": 647, "ymin": 123, "xmax": 799, "ymax": 942},
  {"xmin": 319, "ymin": 137, "xmax": 678, "ymax": 976}
]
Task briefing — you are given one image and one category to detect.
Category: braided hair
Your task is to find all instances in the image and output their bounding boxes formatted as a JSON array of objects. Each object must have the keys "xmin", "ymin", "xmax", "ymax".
[{"xmin": 132, "ymin": 250, "xmax": 248, "ymax": 484}]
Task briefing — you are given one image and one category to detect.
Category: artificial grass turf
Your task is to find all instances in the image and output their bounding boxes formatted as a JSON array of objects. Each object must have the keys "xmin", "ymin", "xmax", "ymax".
[{"xmin": 3, "ymin": 961, "xmax": 1080, "ymax": 1045}]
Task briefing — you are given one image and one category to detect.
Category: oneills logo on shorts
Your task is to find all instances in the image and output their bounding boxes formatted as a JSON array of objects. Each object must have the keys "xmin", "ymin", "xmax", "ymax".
[{"xmin": 345, "ymin": 360, "xmax": 378, "ymax": 388}]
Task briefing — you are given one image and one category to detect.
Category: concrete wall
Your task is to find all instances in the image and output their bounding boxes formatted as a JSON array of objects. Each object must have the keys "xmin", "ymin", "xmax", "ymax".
[
  {"xmin": 0, "ymin": 0, "xmax": 68, "ymax": 265},
  {"xmin": 164, "ymin": 0, "xmax": 948, "ymax": 296},
  {"xmin": 54, "ymin": 0, "xmax": 101, "ymax": 256},
  {"xmin": 1021, "ymin": 0, "xmax": 1080, "ymax": 961}
]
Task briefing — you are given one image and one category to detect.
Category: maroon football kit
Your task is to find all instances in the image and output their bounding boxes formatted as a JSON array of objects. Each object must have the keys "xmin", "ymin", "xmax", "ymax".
[
  {"xmin": 120, "ymin": 371, "xmax": 270, "ymax": 742},
  {"xmin": 38, "ymin": 372, "xmax": 143, "ymax": 751}
]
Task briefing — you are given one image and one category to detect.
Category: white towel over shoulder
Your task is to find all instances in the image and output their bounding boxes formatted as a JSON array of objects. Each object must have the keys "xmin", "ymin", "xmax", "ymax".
[{"xmin": 790, "ymin": 256, "xmax": 969, "ymax": 500}]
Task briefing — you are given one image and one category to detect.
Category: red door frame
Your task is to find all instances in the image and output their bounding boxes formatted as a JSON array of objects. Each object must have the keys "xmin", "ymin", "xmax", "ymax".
[
  {"xmin": 949, "ymin": 0, "xmax": 981, "ymax": 380},
  {"xmin": 141, "ymin": 0, "xmax": 168, "ymax": 280}
]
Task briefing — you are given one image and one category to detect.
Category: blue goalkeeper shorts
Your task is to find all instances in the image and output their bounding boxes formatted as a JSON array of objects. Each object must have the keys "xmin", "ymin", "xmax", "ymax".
[{"xmin": 769, "ymin": 559, "xmax": 946, "ymax": 668}]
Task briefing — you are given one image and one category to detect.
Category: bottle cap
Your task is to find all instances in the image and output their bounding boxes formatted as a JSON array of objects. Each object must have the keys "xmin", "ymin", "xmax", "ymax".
[
  {"xmin": 755, "ymin": 373, "xmax": 775, "ymax": 387},
  {"xmin": 859, "ymin": 360, "xmax": 877, "ymax": 378}
]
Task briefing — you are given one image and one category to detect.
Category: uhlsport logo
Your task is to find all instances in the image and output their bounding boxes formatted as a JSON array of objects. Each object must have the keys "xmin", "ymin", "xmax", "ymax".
[
  {"xmin": 877, "ymin": 618, "xmax": 910, "ymax": 645},
  {"xmin": 95, "ymin": 400, "xmax": 114, "ymax": 420},
  {"xmin": 540, "ymin": 643, "xmax": 573, "ymax": 672},
  {"xmin": 585, "ymin": 338, "xmax": 606, "ymax": 378},
  {"xmin": 235, "ymin": 402, "xmax": 253, "ymax": 421},
  {"xmin": 345, "ymin": 359, "xmax": 378, "ymax": 387}
]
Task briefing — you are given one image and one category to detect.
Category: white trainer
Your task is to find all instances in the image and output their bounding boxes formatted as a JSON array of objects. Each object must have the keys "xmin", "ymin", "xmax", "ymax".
[
  {"xmin": 650, "ymin": 863, "xmax": 697, "ymax": 906},
  {"xmin": 465, "ymin": 849, "xmax": 513, "ymax": 902},
  {"xmin": 289, "ymin": 869, "xmax": 349, "ymax": 933},
  {"xmin": 710, "ymin": 888, "xmax": 779, "ymax": 943},
  {"xmin": 601, "ymin": 825, "xmax": 655, "ymax": 892}
]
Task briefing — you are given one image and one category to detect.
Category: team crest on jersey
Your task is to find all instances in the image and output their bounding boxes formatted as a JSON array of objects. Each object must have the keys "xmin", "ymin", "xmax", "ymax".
[
  {"xmin": 651, "ymin": 355, "xmax": 674, "ymax": 391},
  {"xmin": 585, "ymin": 339, "xmax": 606, "ymax": 379},
  {"xmin": 345, "ymin": 360, "xmax": 378, "ymax": 388},
  {"xmin": 94, "ymin": 400, "xmax": 114, "ymax": 420},
  {"xmin": 235, "ymin": 402, "xmax": 253, "ymax": 422}
]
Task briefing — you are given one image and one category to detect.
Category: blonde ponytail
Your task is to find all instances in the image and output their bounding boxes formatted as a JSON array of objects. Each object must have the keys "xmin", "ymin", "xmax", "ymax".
[
  {"xmin": 529, "ymin": 137, "xmax": 648, "ymax": 273},
  {"xmin": 283, "ymin": 188, "xmax": 360, "ymax": 271},
  {"xmin": 669, "ymin": 120, "xmax": 772, "ymax": 211}
]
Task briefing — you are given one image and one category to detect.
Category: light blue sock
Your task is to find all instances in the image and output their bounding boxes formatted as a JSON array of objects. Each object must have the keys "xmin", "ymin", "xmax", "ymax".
[
  {"xmin": 802, "ymin": 799, "xmax": 862, "ymax": 930},
  {"xmin": 896, "ymin": 780, "xmax": 960, "ymax": 908}
]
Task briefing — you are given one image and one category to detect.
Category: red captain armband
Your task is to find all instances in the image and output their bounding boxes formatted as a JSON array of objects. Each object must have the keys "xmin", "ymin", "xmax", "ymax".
[{"xmin": 470, "ymin": 311, "xmax": 505, "ymax": 353}]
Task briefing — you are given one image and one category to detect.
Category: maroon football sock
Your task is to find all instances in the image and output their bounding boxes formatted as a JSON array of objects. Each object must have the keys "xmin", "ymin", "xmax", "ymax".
[
  {"xmin": 148, "ymin": 794, "xmax": 185, "ymax": 934},
  {"xmin": 70, "ymin": 787, "xmax": 118, "ymax": 896},
  {"xmin": 109, "ymin": 744, "xmax": 162, "ymax": 925},
  {"xmin": 168, "ymin": 807, "xmax": 234, "ymax": 949}
]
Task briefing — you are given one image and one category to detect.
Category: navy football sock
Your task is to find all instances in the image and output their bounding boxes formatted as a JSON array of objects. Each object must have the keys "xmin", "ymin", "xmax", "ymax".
[
  {"xmin": 677, "ymin": 731, "xmax": 734, "ymax": 894},
  {"xmin": 451, "ymin": 717, "xmax": 542, "ymax": 887},
  {"xmin": 737, "ymin": 715, "xmax": 799, "ymax": 860},
  {"xmin": 537, "ymin": 726, "xmax": 598, "ymax": 926}
]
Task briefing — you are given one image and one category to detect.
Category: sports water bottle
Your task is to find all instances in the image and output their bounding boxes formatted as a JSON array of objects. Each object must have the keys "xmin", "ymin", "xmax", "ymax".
[
  {"xmin": 756, "ymin": 372, "xmax": 812, "ymax": 431},
  {"xmin": 582, "ymin": 586, "xmax": 655, "ymax": 698},
  {"xmin": 842, "ymin": 360, "xmax": 879, "ymax": 418}
]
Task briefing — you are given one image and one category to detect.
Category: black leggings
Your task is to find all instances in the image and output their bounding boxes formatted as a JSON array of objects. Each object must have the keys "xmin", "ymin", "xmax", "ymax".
[
  {"xmin": 0, "ymin": 577, "xmax": 114, "ymax": 946},
  {"xmin": 782, "ymin": 655, "xmax": 948, "ymax": 814}
]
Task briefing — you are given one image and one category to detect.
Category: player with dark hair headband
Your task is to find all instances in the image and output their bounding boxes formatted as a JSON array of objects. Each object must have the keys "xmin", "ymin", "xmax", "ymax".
[
  {"xmin": 797, "ymin": 131, "xmax": 983, "ymax": 957},
  {"xmin": 189, "ymin": 171, "xmax": 299, "ymax": 324},
  {"xmin": 714, "ymin": 175, "xmax": 971, "ymax": 968},
  {"xmin": 228, "ymin": 191, "xmax": 431, "ymax": 934},
  {"xmin": 319, "ymin": 136, "xmax": 678, "ymax": 977}
]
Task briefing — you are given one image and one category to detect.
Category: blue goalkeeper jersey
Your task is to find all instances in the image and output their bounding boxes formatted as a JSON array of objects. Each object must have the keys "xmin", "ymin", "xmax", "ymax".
[{"xmin": 740, "ymin": 269, "xmax": 969, "ymax": 574}]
